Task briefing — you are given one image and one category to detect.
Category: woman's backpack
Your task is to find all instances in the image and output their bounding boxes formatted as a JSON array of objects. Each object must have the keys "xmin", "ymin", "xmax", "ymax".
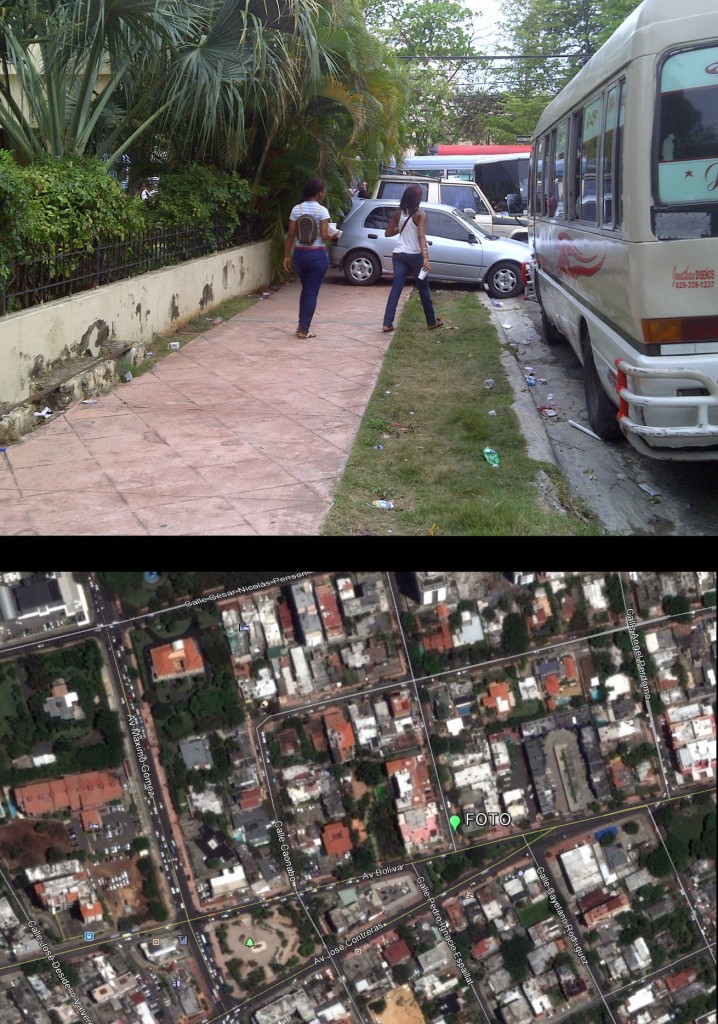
[{"xmin": 296, "ymin": 204, "xmax": 318, "ymax": 245}]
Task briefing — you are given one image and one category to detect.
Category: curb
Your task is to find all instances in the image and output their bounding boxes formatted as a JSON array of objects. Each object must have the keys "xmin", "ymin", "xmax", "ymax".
[{"xmin": 479, "ymin": 292, "xmax": 558, "ymax": 467}]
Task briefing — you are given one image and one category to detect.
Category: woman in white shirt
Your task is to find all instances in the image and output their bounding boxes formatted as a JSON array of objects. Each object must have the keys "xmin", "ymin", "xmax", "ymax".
[
  {"xmin": 283, "ymin": 178, "xmax": 330, "ymax": 339},
  {"xmin": 382, "ymin": 185, "xmax": 443, "ymax": 333}
]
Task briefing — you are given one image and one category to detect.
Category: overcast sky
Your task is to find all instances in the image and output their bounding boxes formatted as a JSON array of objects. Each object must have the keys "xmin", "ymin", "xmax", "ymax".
[{"xmin": 464, "ymin": 0, "xmax": 509, "ymax": 54}]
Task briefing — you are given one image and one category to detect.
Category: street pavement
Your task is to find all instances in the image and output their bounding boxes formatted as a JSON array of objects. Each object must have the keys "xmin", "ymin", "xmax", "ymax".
[{"xmin": 494, "ymin": 296, "xmax": 718, "ymax": 535}]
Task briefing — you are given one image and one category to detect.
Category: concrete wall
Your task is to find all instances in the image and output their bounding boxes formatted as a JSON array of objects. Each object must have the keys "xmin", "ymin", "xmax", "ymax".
[{"xmin": 0, "ymin": 239, "xmax": 272, "ymax": 409}]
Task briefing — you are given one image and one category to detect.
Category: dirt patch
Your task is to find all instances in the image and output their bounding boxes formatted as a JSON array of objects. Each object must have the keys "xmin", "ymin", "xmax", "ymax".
[
  {"xmin": 91, "ymin": 856, "xmax": 148, "ymax": 921},
  {"xmin": 0, "ymin": 820, "xmax": 74, "ymax": 868},
  {"xmin": 377, "ymin": 985, "xmax": 425, "ymax": 1024}
]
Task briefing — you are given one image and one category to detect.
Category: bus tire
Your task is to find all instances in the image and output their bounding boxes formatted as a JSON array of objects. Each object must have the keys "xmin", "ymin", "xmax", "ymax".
[
  {"xmin": 582, "ymin": 334, "xmax": 623, "ymax": 441},
  {"xmin": 540, "ymin": 306, "xmax": 565, "ymax": 346}
]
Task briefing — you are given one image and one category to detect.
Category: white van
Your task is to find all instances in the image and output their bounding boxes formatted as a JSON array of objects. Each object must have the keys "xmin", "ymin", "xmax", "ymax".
[{"xmin": 370, "ymin": 175, "xmax": 529, "ymax": 242}]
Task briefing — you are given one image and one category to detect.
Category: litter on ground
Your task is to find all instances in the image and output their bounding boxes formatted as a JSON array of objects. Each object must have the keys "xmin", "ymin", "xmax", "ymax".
[
  {"xmin": 569, "ymin": 419, "xmax": 603, "ymax": 441},
  {"xmin": 483, "ymin": 447, "xmax": 500, "ymax": 468}
]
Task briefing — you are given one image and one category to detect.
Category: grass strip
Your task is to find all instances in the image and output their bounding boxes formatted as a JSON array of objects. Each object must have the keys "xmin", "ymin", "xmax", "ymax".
[{"xmin": 322, "ymin": 288, "xmax": 598, "ymax": 536}]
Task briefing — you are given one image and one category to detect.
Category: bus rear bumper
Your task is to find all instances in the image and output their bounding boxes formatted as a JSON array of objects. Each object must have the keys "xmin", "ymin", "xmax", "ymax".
[{"xmin": 615, "ymin": 360, "xmax": 718, "ymax": 460}]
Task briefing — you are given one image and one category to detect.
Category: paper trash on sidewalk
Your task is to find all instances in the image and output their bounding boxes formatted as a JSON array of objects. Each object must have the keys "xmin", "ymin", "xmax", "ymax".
[
  {"xmin": 638, "ymin": 482, "xmax": 662, "ymax": 497},
  {"xmin": 33, "ymin": 406, "xmax": 52, "ymax": 419}
]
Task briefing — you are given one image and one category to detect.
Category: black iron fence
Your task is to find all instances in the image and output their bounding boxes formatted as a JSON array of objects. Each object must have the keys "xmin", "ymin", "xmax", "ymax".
[{"xmin": 0, "ymin": 214, "xmax": 263, "ymax": 316}]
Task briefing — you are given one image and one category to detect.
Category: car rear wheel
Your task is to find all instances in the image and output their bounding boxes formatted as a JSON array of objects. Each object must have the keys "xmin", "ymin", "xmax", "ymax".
[
  {"xmin": 485, "ymin": 260, "xmax": 522, "ymax": 298},
  {"xmin": 583, "ymin": 330, "xmax": 622, "ymax": 441},
  {"xmin": 343, "ymin": 250, "xmax": 381, "ymax": 285}
]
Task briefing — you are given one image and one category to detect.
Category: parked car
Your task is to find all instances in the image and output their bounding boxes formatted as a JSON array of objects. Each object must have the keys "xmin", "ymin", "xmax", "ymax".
[
  {"xmin": 371, "ymin": 175, "xmax": 529, "ymax": 242},
  {"xmin": 331, "ymin": 199, "xmax": 529, "ymax": 297}
]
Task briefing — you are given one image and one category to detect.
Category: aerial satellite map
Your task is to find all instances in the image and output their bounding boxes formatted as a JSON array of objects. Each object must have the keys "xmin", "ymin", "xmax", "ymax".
[{"xmin": 0, "ymin": 571, "xmax": 715, "ymax": 1024}]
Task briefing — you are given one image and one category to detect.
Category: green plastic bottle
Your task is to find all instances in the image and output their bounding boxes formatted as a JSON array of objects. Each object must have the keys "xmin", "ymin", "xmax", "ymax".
[{"xmin": 483, "ymin": 447, "xmax": 500, "ymax": 469}]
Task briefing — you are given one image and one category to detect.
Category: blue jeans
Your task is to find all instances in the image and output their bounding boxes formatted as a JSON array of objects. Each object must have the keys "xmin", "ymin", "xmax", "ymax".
[
  {"xmin": 383, "ymin": 251, "xmax": 437, "ymax": 328},
  {"xmin": 293, "ymin": 247, "xmax": 329, "ymax": 333}
]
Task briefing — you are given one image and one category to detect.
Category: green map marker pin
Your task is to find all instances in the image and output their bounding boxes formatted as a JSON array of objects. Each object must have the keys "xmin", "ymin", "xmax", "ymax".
[
  {"xmin": 245, "ymin": 938, "xmax": 254, "ymax": 948},
  {"xmin": 449, "ymin": 815, "xmax": 461, "ymax": 833}
]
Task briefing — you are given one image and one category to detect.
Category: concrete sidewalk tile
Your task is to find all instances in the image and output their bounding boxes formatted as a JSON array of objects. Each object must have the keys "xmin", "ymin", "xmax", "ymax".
[
  {"xmin": 68, "ymin": 413, "xmax": 147, "ymax": 439},
  {"xmin": 14, "ymin": 463, "xmax": 116, "ymax": 495},
  {"xmin": 172, "ymin": 441, "xmax": 261, "ymax": 466},
  {"xmin": 304, "ymin": 476, "xmax": 340, "ymax": 501},
  {"xmin": 203, "ymin": 521, "xmax": 259, "ymax": 535},
  {"xmin": 2, "ymin": 499, "xmax": 37, "ymax": 534},
  {"xmin": 284, "ymin": 457, "xmax": 346, "ymax": 485},
  {"xmin": 194, "ymin": 458, "xmax": 297, "ymax": 493},
  {"xmin": 221, "ymin": 480, "xmax": 327, "ymax": 511},
  {"xmin": 1, "ymin": 273, "xmax": 400, "ymax": 534},
  {"xmin": 269, "ymin": 440, "xmax": 348, "ymax": 468},
  {"xmin": 242, "ymin": 505, "xmax": 326, "ymax": 534},
  {"xmin": 132, "ymin": 496, "xmax": 249, "ymax": 533},
  {"xmin": 30, "ymin": 509, "xmax": 149, "ymax": 535},
  {"xmin": 5, "ymin": 436, "xmax": 91, "ymax": 468},
  {"xmin": 103, "ymin": 456, "xmax": 206, "ymax": 491},
  {"xmin": 313, "ymin": 388, "xmax": 372, "ymax": 413}
]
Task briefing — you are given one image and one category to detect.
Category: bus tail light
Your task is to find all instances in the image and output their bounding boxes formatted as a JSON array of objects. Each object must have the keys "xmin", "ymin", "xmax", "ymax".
[{"xmin": 641, "ymin": 316, "xmax": 718, "ymax": 344}]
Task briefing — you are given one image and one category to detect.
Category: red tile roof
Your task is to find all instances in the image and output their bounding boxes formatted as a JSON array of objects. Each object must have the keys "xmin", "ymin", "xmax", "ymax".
[
  {"xmin": 81, "ymin": 809, "xmax": 102, "ymax": 832},
  {"xmin": 80, "ymin": 901, "xmax": 103, "ymax": 921},
  {"xmin": 384, "ymin": 939, "xmax": 411, "ymax": 966},
  {"xmin": 665, "ymin": 969, "xmax": 696, "ymax": 993},
  {"xmin": 563, "ymin": 655, "xmax": 578, "ymax": 679},
  {"xmin": 277, "ymin": 599, "xmax": 295, "ymax": 639},
  {"xmin": 544, "ymin": 674, "xmax": 561, "ymax": 696},
  {"xmin": 321, "ymin": 822, "xmax": 352, "ymax": 856},
  {"xmin": 389, "ymin": 692, "xmax": 412, "ymax": 717},
  {"xmin": 314, "ymin": 584, "xmax": 343, "ymax": 634},
  {"xmin": 239, "ymin": 787, "xmax": 262, "ymax": 810},
  {"xmin": 482, "ymin": 682, "xmax": 511, "ymax": 709},
  {"xmin": 323, "ymin": 709, "xmax": 356, "ymax": 762},
  {"xmin": 150, "ymin": 637, "xmax": 204, "ymax": 679},
  {"xmin": 15, "ymin": 771, "xmax": 123, "ymax": 816}
]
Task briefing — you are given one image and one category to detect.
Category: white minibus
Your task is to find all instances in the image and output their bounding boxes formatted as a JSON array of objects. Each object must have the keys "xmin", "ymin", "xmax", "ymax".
[{"xmin": 528, "ymin": 0, "xmax": 718, "ymax": 459}]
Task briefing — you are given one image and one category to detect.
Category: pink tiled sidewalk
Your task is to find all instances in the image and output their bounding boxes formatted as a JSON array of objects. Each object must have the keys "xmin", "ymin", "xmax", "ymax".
[{"xmin": 1, "ymin": 274, "xmax": 405, "ymax": 535}]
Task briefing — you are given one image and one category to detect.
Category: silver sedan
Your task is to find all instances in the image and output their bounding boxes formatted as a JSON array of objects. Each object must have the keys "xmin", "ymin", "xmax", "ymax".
[{"xmin": 330, "ymin": 199, "xmax": 529, "ymax": 297}]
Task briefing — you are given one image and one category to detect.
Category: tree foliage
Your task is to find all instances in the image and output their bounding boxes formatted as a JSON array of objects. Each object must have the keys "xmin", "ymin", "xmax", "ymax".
[
  {"xmin": 364, "ymin": 0, "xmax": 478, "ymax": 151},
  {"xmin": 501, "ymin": 612, "xmax": 529, "ymax": 655}
]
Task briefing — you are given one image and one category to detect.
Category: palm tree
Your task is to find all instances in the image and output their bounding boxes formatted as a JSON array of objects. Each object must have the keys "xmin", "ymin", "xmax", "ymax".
[
  {"xmin": 0, "ymin": 0, "xmax": 330, "ymax": 168},
  {"xmin": 244, "ymin": 0, "xmax": 408, "ymax": 247}
]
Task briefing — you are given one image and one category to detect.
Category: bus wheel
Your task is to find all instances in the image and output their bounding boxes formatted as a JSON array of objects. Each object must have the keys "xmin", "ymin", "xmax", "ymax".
[
  {"xmin": 540, "ymin": 307, "xmax": 565, "ymax": 346},
  {"xmin": 583, "ymin": 335, "xmax": 623, "ymax": 441}
]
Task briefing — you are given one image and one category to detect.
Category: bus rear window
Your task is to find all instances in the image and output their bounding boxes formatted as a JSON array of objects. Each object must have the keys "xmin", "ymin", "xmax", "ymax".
[{"xmin": 657, "ymin": 44, "xmax": 718, "ymax": 206}]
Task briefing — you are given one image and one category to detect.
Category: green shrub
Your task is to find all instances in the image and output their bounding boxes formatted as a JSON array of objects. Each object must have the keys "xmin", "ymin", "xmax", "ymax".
[
  {"xmin": 146, "ymin": 163, "xmax": 253, "ymax": 241},
  {"xmin": 0, "ymin": 150, "xmax": 34, "ymax": 278},
  {"xmin": 1, "ymin": 151, "xmax": 145, "ymax": 279},
  {"xmin": 21, "ymin": 157, "xmax": 145, "ymax": 250}
]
